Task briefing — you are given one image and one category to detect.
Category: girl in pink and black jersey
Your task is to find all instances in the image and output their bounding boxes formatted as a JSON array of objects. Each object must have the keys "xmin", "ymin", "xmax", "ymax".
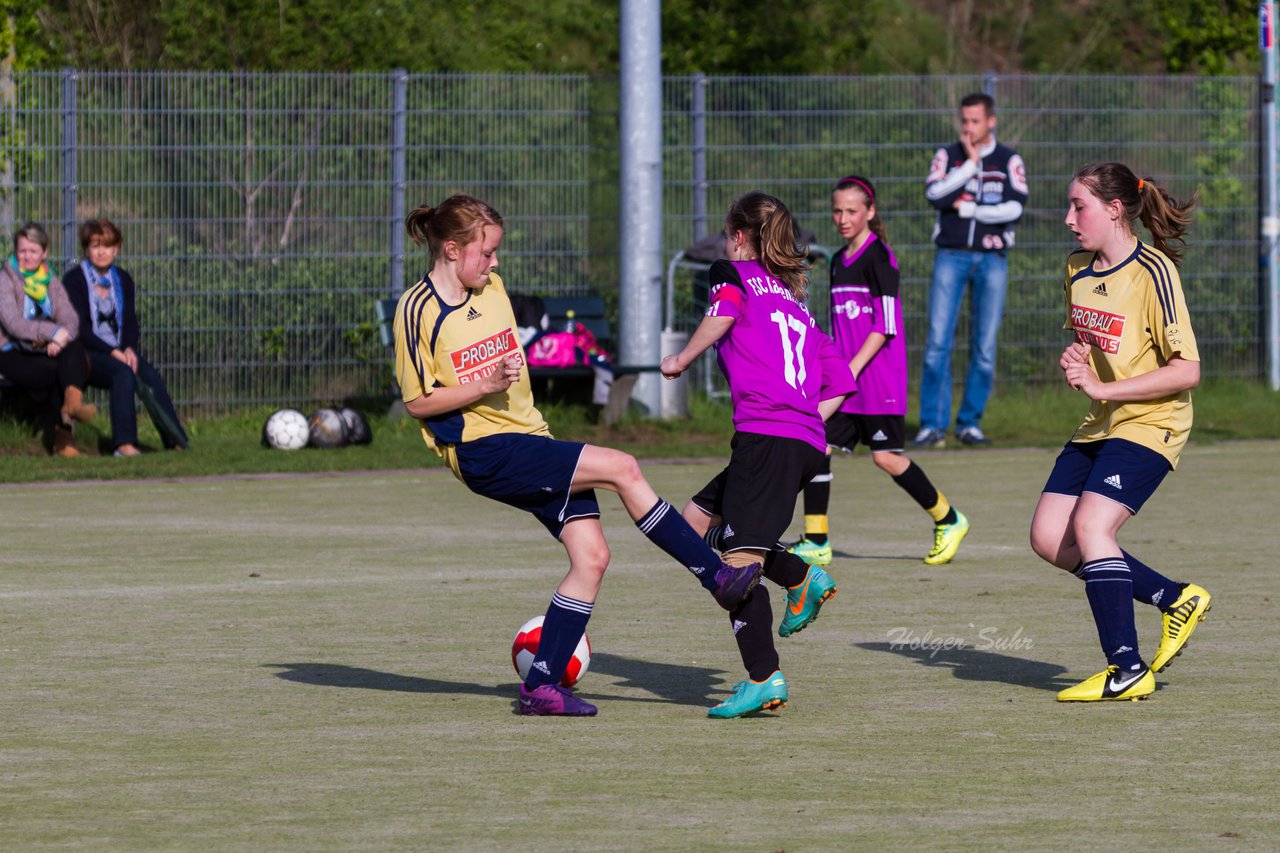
[
  {"xmin": 787, "ymin": 176, "xmax": 970, "ymax": 568},
  {"xmin": 662, "ymin": 192, "xmax": 856, "ymax": 718}
]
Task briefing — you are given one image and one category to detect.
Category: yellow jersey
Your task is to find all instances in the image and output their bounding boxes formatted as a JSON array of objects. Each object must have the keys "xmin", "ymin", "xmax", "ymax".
[
  {"xmin": 1063, "ymin": 241, "xmax": 1199, "ymax": 467},
  {"xmin": 393, "ymin": 272, "xmax": 551, "ymax": 478}
]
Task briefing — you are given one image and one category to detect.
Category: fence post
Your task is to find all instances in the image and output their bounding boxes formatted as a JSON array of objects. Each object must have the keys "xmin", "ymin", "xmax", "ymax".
[
  {"xmin": 692, "ymin": 72, "xmax": 708, "ymax": 243},
  {"xmin": 389, "ymin": 69, "xmax": 408, "ymax": 299},
  {"xmin": 61, "ymin": 68, "xmax": 77, "ymax": 268},
  {"xmin": 983, "ymin": 70, "xmax": 997, "ymax": 101}
]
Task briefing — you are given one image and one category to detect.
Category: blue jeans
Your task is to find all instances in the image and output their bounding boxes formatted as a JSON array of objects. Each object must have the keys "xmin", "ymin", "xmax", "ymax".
[
  {"xmin": 87, "ymin": 349, "xmax": 188, "ymax": 449},
  {"xmin": 918, "ymin": 248, "xmax": 1008, "ymax": 433}
]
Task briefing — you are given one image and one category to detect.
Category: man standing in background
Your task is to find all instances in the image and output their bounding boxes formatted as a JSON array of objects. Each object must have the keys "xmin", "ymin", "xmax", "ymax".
[{"xmin": 913, "ymin": 93, "xmax": 1027, "ymax": 448}]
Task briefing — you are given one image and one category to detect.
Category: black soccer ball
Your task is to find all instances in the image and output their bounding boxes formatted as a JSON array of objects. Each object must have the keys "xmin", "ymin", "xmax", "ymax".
[{"xmin": 339, "ymin": 407, "xmax": 373, "ymax": 445}]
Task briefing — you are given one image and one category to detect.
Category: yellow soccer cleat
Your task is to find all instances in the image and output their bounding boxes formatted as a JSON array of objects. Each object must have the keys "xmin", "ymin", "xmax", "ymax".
[
  {"xmin": 924, "ymin": 510, "xmax": 969, "ymax": 565},
  {"xmin": 1057, "ymin": 664, "xmax": 1155, "ymax": 702},
  {"xmin": 1151, "ymin": 583, "xmax": 1212, "ymax": 673}
]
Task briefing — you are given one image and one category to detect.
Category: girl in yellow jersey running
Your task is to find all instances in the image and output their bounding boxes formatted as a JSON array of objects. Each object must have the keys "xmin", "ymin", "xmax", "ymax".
[{"xmin": 1030, "ymin": 162, "xmax": 1211, "ymax": 702}]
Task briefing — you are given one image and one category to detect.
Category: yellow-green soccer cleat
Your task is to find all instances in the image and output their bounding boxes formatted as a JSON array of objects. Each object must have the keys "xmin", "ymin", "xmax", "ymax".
[
  {"xmin": 1057, "ymin": 664, "xmax": 1155, "ymax": 702},
  {"xmin": 1151, "ymin": 583, "xmax": 1212, "ymax": 672},
  {"xmin": 786, "ymin": 537, "xmax": 833, "ymax": 566},
  {"xmin": 924, "ymin": 510, "xmax": 969, "ymax": 565}
]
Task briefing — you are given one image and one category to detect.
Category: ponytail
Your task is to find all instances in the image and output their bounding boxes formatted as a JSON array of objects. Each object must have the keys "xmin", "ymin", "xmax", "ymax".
[
  {"xmin": 1073, "ymin": 162, "xmax": 1198, "ymax": 266},
  {"xmin": 725, "ymin": 192, "xmax": 810, "ymax": 300}
]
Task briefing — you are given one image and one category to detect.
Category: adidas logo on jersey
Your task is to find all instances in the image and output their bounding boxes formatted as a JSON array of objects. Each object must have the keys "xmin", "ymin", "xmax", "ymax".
[
  {"xmin": 466, "ymin": 306, "xmax": 482, "ymax": 320},
  {"xmin": 1092, "ymin": 282, "xmax": 1108, "ymax": 296},
  {"xmin": 1103, "ymin": 474, "xmax": 1122, "ymax": 490},
  {"xmin": 732, "ymin": 620, "xmax": 747, "ymax": 635},
  {"xmin": 872, "ymin": 430, "xmax": 888, "ymax": 442}
]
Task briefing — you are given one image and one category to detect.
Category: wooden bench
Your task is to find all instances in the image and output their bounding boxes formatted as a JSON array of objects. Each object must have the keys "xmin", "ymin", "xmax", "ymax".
[{"xmin": 375, "ymin": 295, "xmax": 660, "ymax": 425}]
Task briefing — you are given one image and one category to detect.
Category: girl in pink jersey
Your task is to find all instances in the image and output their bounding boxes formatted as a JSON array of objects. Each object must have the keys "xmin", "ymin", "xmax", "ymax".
[
  {"xmin": 788, "ymin": 176, "xmax": 970, "ymax": 569},
  {"xmin": 662, "ymin": 192, "xmax": 856, "ymax": 718},
  {"xmin": 1031, "ymin": 163, "xmax": 1210, "ymax": 702}
]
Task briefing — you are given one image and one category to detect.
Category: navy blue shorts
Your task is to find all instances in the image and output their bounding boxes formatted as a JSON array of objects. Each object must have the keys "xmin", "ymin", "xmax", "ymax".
[
  {"xmin": 454, "ymin": 433, "xmax": 600, "ymax": 539},
  {"xmin": 1042, "ymin": 438, "xmax": 1171, "ymax": 514}
]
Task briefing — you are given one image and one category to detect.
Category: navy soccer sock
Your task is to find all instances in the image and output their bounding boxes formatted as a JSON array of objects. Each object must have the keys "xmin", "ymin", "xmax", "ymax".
[
  {"xmin": 730, "ymin": 585, "xmax": 780, "ymax": 682},
  {"xmin": 1123, "ymin": 549, "xmax": 1183, "ymax": 612},
  {"xmin": 637, "ymin": 499, "xmax": 719, "ymax": 593},
  {"xmin": 524, "ymin": 592, "xmax": 593, "ymax": 690},
  {"xmin": 1080, "ymin": 557, "xmax": 1144, "ymax": 671}
]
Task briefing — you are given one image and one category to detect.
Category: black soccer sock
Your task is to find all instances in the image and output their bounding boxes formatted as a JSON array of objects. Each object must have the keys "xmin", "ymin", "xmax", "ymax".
[
  {"xmin": 763, "ymin": 549, "xmax": 809, "ymax": 589},
  {"xmin": 637, "ymin": 499, "xmax": 719, "ymax": 593},
  {"xmin": 892, "ymin": 461, "xmax": 955, "ymax": 524},
  {"xmin": 1123, "ymin": 549, "xmax": 1183, "ymax": 611},
  {"xmin": 802, "ymin": 457, "xmax": 832, "ymax": 545},
  {"xmin": 525, "ymin": 592, "xmax": 593, "ymax": 690},
  {"xmin": 730, "ymin": 585, "xmax": 780, "ymax": 682},
  {"xmin": 1080, "ymin": 557, "xmax": 1143, "ymax": 670}
]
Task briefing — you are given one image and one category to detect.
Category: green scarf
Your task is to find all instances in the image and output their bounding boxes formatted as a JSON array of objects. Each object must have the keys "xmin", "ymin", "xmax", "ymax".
[{"xmin": 9, "ymin": 255, "xmax": 51, "ymax": 302}]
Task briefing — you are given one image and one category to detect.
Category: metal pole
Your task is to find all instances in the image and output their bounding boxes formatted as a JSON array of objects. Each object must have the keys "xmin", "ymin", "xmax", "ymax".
[
  {"xmin": 983, "ymin": 71, "xmax": 997, "ymax": 100},
  {"xmin": 1262, "ymin": 4, "xmax": 1280, "ymax": 389},
  {"xmin": 692, "ymin": 72, "xmax": 708, "ymax": 242},
  {"xmin": 61, "ymin": 68, "xmax": 78, "ymax": 268},
  {"xmin": 619, "ymin": 0, "xmax": 664, "ymax": 415},
  {"xmin": 390, "ymin": 69, "xmax": 408, "ymax": 298}
]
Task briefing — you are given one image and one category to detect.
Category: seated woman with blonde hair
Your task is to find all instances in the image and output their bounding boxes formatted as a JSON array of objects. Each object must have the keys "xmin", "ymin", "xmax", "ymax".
[{"xmin": 0, "ymin": 222, "xmax": 96, "ymax": 456}]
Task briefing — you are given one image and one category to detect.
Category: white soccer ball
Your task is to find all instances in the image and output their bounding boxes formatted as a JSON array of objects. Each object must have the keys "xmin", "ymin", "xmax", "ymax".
[
  {"xmin": 511, "ymin": 615, "xmax": 591, "ymax": 689},
  {"xmin": 262, "ymin": 408, "xmax": 310, "ymax": 451},
  {"xmin": 307, "ymin": 408, "xmax": 350, "ymax": 448}
]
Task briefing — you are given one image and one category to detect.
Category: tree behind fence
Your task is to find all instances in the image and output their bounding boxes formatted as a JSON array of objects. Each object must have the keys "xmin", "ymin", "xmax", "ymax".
[{"xmin": 3, "ymin": 70, "xmax": 1260, "ymax": 411}]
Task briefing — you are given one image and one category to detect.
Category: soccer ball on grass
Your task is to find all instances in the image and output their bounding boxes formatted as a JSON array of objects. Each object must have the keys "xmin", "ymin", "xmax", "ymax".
[
  {"xmin": 307, "ymin": 408, "xmax": 350, "ymax": 448},
  {"xmin": 262, "ymin": 408, "xmax": 310, "ymax": 451},
  {"xmin": 512, "ymin": 615, "xmax": 591, "ymax": 689}
]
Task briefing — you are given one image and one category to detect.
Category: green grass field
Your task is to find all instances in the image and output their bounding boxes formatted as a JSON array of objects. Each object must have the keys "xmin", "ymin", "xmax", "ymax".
[{"xmin": 2, "ymin": 443, "xmax": 1277, "ymax": 850}]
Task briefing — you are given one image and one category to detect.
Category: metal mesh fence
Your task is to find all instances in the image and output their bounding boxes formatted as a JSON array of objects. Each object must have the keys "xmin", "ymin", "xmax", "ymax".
[{"xmin": 1, "ymin": 71, "xmax": 1261, "ymax": 411}]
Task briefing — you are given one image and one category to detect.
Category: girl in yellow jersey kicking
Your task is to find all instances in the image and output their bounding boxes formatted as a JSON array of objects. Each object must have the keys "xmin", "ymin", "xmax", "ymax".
[
  {"xmin": 394, "ymin": 195, "xmax": 761, "ymax": 717},
  {"xmin": 1030, "ymin": 162, "xmax": 1211, "ymax": 702}
]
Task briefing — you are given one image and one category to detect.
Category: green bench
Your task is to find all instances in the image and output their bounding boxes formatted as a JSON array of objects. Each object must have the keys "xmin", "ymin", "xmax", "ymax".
[{"xmin": 375, "ymin": 294, "xmax": 659, "ymax": 425}]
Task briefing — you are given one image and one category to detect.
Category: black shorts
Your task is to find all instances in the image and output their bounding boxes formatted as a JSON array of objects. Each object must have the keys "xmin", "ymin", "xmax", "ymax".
[
  {"xmin": 690, "ymin": 431, "xmax": 827, "ymax": 553},
  {"xmin": 825, "ymin": 412, "xmax": 905, "ymax": 453}
]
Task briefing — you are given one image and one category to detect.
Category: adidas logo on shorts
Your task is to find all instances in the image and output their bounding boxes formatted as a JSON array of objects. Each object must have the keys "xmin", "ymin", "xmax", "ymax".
[
  {"xmin": 872, "ymin": 430, "xmax": 888, "ymax": 442},
  {"xmin": 1103, "ymin": 474, "xmax": 1122, "ymax": 490},
  {"xmin": 1092, "ymin": 282, "xmax": 1108, "ymax": 296}
]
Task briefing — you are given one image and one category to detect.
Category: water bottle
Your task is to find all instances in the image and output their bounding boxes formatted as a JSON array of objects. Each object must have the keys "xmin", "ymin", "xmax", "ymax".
[{"xmin": 564, "ymin": 309, "xmax": 577, "ymax": 333}]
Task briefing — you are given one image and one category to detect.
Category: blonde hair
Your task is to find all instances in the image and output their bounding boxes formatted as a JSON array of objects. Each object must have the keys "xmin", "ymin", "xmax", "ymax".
[
  {"xmin": 725, "ymin": 192, "xmax": 809, "ymax": 300},
  {"xmin": 1072, "ymin": 162, "xmax": 1198, "ymax": 266},
  {"xmin": 404, "ymin": 194, "xmax": 504, "ymax": 261}
]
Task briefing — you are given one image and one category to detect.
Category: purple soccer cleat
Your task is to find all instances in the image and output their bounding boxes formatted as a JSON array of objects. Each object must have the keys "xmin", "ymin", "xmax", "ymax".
[
  {"xmin": 712, "ymin": 561, "xmax": 764, "ymax": 611},
  {"xmin": 518, "ymin": 683, "xmax": 598, "ymax": 716}
]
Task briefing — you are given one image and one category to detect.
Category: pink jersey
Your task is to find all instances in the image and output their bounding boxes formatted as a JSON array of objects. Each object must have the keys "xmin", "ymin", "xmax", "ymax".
[
  {"xmin": 828, "ymin": 234, "xmax": 907, "ymax": 416},
  {"xmin": 706, "ymin": 259, "xmax": 856, "ymax": 452}
]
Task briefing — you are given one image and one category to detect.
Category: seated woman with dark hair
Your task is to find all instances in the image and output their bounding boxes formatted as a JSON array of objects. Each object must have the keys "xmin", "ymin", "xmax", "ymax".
[
  {"xmin": 0, "ymin": 222, "xmax": 97, "ymax": 456},
  {"xmin": 62, "ymin": 218, "xmax": 188, "ymax": 456}
]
